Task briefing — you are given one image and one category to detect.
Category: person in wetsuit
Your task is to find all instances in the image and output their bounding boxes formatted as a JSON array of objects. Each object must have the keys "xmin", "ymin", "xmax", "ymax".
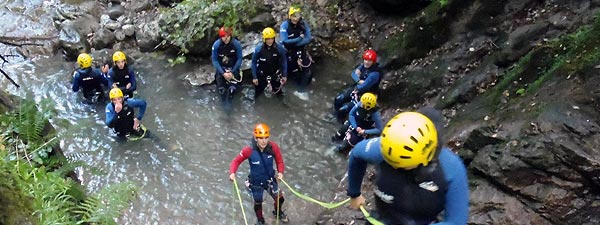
[
  {"xmin": 105, "ymin": 88, "xmax": 147, "ymax": 140},
  {"xmin": 229, "ymin": 124, "xmax": 289, "ymax": 224},
  {"xmin": 251, "ymin": 27, "xmax": 288, "ymax": 100},
  {"xmin": 72, "ymin": 53, "xmax": 108, "ymax": 103},
  {"xmin": 346, "ymin": 111, "xmax": 469, "ymax": 225},
  {"xmin": 211, "ymin": 26, "xmax": 243, "ymax": 112},
  {"xmin": 280, "ymin": 6, "xmax": 313, "ymax": 101},
  {"xmin": 107, "ymin": 51, "xmax": 137, "ymax": 99},
  {"xmin": 332, "ymin": 93, "xmax": 383, "ymax": 153}
]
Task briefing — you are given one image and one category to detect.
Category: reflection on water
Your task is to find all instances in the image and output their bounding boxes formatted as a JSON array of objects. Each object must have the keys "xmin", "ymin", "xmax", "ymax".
[{"xmin": 1, "ymin": 52, "xmax": 359, "ymax": 224}]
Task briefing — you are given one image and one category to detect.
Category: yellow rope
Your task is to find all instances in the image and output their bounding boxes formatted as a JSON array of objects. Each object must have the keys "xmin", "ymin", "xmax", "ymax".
[
  {"xmin": 232, "ymin": 178, "xmax": 249, "ymax": 225},
  {"xmin": 280, "ymin": 178, "xmax": 350, "ymax": 209},
  {"xmin": 360, "ymin": 205, "xmax": 385, "ymax": 225}
]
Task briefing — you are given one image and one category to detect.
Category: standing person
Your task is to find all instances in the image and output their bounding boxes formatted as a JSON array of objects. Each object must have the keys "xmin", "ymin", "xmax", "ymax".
[
  {"xmin": 251, "ymin": 27, "xmax": 288, "ymax": 100},
  {"xmin": 229, "ymin": 124, "xmax": 289, "ymax": 224},
  {"xmin": 105, "ymin": 88, "xmax": 147, "ymax": 139},
  {"xmin": 333, "ymin": 49, "xmax": 381, "ymax": 120},
  {"xmin": 346, "ymin": 111, "xmax": 469, "ymax": 225},
  {"xmin": 280, "ymin": 6, "xmax": 313, "ymax": 101},
  {"xmin": 211, "ymin": 26, "xmax": 243, "ymax": 112},
  {"xmin": 72, "ymin": 53, "xmax": 108, "ymax": 103},
  {"xmin": 107, "ymin": 51, "xmax": 137, "ymax": 99},
  {"xmin": 332, "ymin": 93, "xmax": 383, "ymax": 153}
]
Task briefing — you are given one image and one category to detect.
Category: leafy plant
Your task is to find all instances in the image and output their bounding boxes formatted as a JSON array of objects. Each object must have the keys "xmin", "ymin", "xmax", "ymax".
[{"xmin": 159, "ymin": 0, "xmax": 258, "ymax": 65}]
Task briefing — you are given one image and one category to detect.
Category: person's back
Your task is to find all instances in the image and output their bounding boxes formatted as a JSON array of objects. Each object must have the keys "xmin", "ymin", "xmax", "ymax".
[{"xmin": 72, "ymin": 53, "xmax": 107, "ymax": 103}]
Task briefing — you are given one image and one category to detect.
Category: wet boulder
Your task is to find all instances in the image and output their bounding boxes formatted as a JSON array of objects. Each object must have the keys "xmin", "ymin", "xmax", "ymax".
[
  {"xmin": 107, "ymin": 3, "xmax": 125, "ymax": 20},
  {"xmin": 183, "ymin": 63, "xmax": 215, "ymax": 87},
  {"xmin": 136, "ymin": 15, "xmax": 163, "ymax": 52},
  {"xmin": 92, "ymin": 27, "xmax": 115, "ymax": 49},
  {"xmin": 58, "ymin": 24, "xmax": 90, "ymax": 60},
  {"xmin": 127, "ymin": 0, "xmax": 157, "ymax": 12}
]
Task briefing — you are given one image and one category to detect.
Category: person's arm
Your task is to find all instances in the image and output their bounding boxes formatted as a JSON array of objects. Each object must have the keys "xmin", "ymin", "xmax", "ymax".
[
  {"xmin": 296, "ymin": 21, "xmax": 312, "ymax": 46},
  {"xmin": 92, "ymin": 68, "xmax": 109, "ymax": 87},
  {"xmin": 72, "ymin": 71, "xmax": 81, "ymax": 92},
  {"xmin": 229, "ymin": 146, "xmax": 253, "ymax": 174},
  {"xmin": 232, "ymin": 39, "xmax": 243, "ymax": 72},
  {"xmin": 351, "ymin": 65, "xmax": 362, "ymax": 82},
  {"xmin": 211, "ymin": 40, "xmax": 225, "ymax": 74},
  {"xmin": 364, "ymin": 111, "xmax": 384, "ymax": 135},
  {"xmin": 126, "ymin": 98, "xmax": 147, "ymax": 120},
  {"xmin": 251, "ymin": 45, "xmax": 261, "ymax": 79},
  {"xmin": 356, "ymin": 71, "xmax": 380, "ymax": 92},
  {"xmin": 347, "ymin": 138, "xmax": 385, "ymax": 197},
  {"xmin": 270, "ymin": 142, "xmax": 285, "ymax": 173},
  {"xmin": 432, "ymin": 148, "xmax": 469, "ymax": 225},
  {"xmin": 107, "ymin": 69, "xmax": 115, "ymax": 88},
  {"xmin": 348, "ymin": 104, "xmax": 360, "ymax": 128},
  {"xmin": 278, "ymin": 44, "xmax": 288, "ymax": 77},
  {"xmin": 105, "ymin": 103, "xmax": 117, "ymax": 127},
  {"xmin": 127, "ymin": 68, "xmax": 137, "ymax": 91},
  {"xmin": 279, "ymin": 21, "xmax": 302, "ymax": 45}
]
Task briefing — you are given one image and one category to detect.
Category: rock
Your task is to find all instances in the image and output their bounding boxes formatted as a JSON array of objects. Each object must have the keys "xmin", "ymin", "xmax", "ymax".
[
  {"xmin": 89, "ymin": 48, "xmax": 112, "ymax": 67},
  {"xmin": 549, "ymin": 12, "xmax": 572, "ymax": 30},
  {"xmin": 593, "ymin": 0, "xmax": 600, "ymax": 7},
  {"xmin": 507, "ymin": 22, "xmax": 549, "ymax": 51},
  {"xmin": 104, "ymin": 21, "xmax": 121, "ymax": 31},
  {"xmin": 246, "ymin": 12, "xmax": 276, "ymax": 32},
  {"xmin": 59, "ymin": 24, "xmax": 90, "ymax": 60},
  {"xmin": 114, "ymin": 29, "xmax": 126, "ymax": 41},
  {"xmin": 183, "ymin": 64, "xmax": 215, "ymax": 86},
  {"xmin": 158, "ymin": 0, "xmax": 180, "ymax": 6},
  {"xmin": 469, "ymin": 178, "xmax": 553, "ymax": 225},
  {"xmin": 100, "ymin": 14, "xmax": 111, "ymax": 26},
  {"xmin": 122, "ymin": 24, "xmax": 135, "ymax": 36},
  {"xmin": 61, "ymin": 14, "xmax": 100, "ymax": 37},
  {"xmin": 128, "ymin": 0, "xmax": 155, "ymax": 12},
  {"xmin": 239, "ymin": 32, "xmax": 262, "ymax": 71},
  {"xmin": 107, "ymin": 4, "xmax": 125, "ymax": 20},
  {"xmin": 92, "ymin": 27, "xmax": 115, "ymax": 49},
  {"xmin": 136, "ymin": 17, "xmax": 162, "ymax": 52}
]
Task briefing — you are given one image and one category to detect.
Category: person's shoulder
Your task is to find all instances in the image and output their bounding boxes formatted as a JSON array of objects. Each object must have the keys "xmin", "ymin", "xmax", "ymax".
[
  {"xmin": 439, "ymin": 148, "xmax": 466, "ymax": 172},
  {"xmin": 281, "ymin": 20, "xmax": 290, "ymax": 28}
]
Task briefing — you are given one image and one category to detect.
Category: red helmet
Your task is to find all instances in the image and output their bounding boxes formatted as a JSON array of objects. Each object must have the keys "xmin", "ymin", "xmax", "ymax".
[
  {"xmin": 363, "ymin": 49, "xmax": 377, "ymax": 62},
  {"xmin": 219, "ymin": 27, "xmax": 232, "ymax": 37}
]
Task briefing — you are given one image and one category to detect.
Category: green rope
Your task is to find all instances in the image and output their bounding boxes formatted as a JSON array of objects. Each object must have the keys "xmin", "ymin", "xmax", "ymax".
[
  {"xmin": 232, "ymin": 178, "xmax": 249, "ymax": 225},
  {"xmin": 127, "ymin": 124, "xmax": 147, "ymax": 141},
  {"xmin": 280, "ymin": 179, "xmax": 350, "ymax": 209},
  {"xmin": 360, "ymin": 205, "xmax": 385, "ymax": 225}
]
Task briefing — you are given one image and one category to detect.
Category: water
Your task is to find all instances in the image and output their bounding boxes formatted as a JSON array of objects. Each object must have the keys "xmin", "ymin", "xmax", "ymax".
[{"xmin": 1, "ymin": 50, "xmax": 359, "ymax": 224}]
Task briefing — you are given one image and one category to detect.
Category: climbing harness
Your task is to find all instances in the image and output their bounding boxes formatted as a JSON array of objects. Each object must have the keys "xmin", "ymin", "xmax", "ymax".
[
  {"xmin": 280, "ymin": 179, "xmax": 350, "ymax": 209},
  {"xmin": 296, "ymin": 50, "xmax": 313, "ymax": 69},
  {"xmin": 232, "ymin": 178, "xmax": 250, "ymax": 225},
  {"xmin": 360, "ymin": 205, "xmax": 385, "ymax": 225},
  {"xmin": 264, "ymin": 75, "xmax": 282, "ymax": 98}
]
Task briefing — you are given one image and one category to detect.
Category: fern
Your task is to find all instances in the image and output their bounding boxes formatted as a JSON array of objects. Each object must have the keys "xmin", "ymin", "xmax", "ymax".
[{"xmin": 75, "ymin": 182, "xmax": 138, "ymax": 225}]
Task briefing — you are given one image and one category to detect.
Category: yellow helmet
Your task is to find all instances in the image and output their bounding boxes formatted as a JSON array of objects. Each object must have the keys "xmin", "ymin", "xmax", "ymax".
[
  {"xmin": 262, "ymin": 27, "xmax": 276, "ymax": 41},
  {"xmin": 112, "ymin": 51, "xmax": 127, "ymax": 63},
  {"xmin": 380, "ymin": 112, "xmax": 438, "ymax": 169},
  {"xmin": 109, "ymin": 88, "xmax": 123, "ymax": 99},
  {"xmin": 288, "ymin": 6, "xmax": 301, "ymax": 18},
  {"xmin": 360, "ymin": 93, "xmax": 377, "ymax": 110},
  {"xmin": 77, "ymin": 53, "xmax": 92, "ymax": 68}
]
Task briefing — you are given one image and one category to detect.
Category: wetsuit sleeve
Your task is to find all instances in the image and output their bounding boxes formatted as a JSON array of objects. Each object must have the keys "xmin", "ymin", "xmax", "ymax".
[
  {"xmin": 127, "ymin": 68, "xmax": 137, "ymax": 91},
  {"xmin": 211, "ymin": 40, "xmax": 225, "ymax": 74},
  {"xmin": 433, "ymin": 148, "xmax": 469, "ymax": 225},
  {"xmin": 126, "ymin": 98, "xmax": 147, "ymax": 120},
  {"xmin": 356, "ymin": 71, "xmax": 380, "ymax": 93},
  {"xmin": 232, "ymin": 39, "xmax": 243, "ymax": 73},
  {"xmin": 351, "ymin": 65, "xmax": 362, "ymax": 82},
  {"xmin": 278, "ymin": 44, "xmax": 288, "ymax": 77},
  {"xmin": 92, "ymin": 68, "xmax": 109, "ymax": 87},
  {"xmin": 107, "ymin": 69, "xmax": 115, "ymax": 88},
  {"xmin": 348, "ymin": 104, "xmax": 360, "ymax": 128},
  {"xmin": 105, "ymin": 103, "xmax": 117, "ymax": 127},
  {"xmin": 229, "ymin": 146, "xmax": 253, "ymax": 174},
  {"xmin": 72, "ymin": 71, "xmax": 81, "ymax": 92},
  {"xmin": 251, "ymin": 45, "xmax": 260, "ymax": 79},
  {"xmin": 364, "ymin": 111, "xmax": 384, "ymax": 135},
  {"xmin": 279, "ymin": 21, "xmax": 302, "ymax": 45},
  {"xmin": 296, "ymin": 21, "xmax": 312, "ymax": 46},
  {"xmin": 347, "ymin": 138, "xmax": 385, "ymax": 198},
  {"xmin": 270, "ymin": 142, "xmax": 285, "ymax": 173}
]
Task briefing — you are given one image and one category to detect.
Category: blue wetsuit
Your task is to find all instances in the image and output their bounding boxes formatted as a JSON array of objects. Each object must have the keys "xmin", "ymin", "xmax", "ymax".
[
  {"xmin": 105, "ymin": 98, "xmax": 146, "ymax": 137},
  {"xmin": 211, "ymin": 38, "xmax": 243, "ymax": 110},
  {"xmin": 72, "ymin": 67, "xmax": 108, "ymax": 101},
  {"xmin": 251, "ymin": 42, "xmax": 288, "ymax": 99},
  {"xmin": 107, "ymin": 66, "xmax": 137, "ymax": 99},
  {"xmin": 334, "ymin": 63, "xmax": 381, "ymax": 119},
  {"xmin": 347, "ymin": 138, "xmax": 469, "ymax": 225},
  {"xmin": 280, "ymin": 19, "xmax": 313, "ymax": 90}
]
